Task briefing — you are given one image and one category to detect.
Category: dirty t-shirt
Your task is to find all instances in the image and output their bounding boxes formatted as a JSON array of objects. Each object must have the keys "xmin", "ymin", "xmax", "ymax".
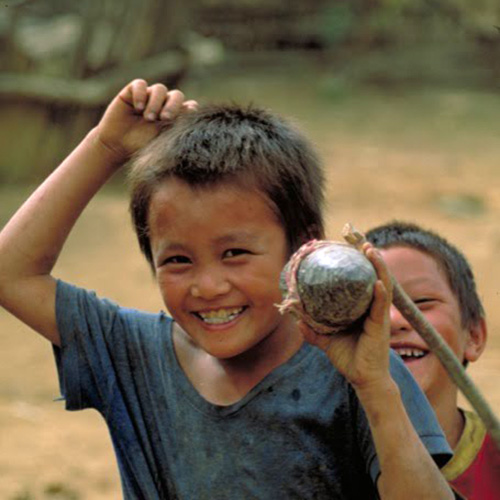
[{"xmin": 53, "ymin": 280, "xmax": 452, "ymax": 499}]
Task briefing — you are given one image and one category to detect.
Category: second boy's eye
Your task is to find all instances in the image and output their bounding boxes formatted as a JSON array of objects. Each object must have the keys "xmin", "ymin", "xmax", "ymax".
[{"xmin": 413, "ymin": 298, "xmax": 436, "ymax": 309}]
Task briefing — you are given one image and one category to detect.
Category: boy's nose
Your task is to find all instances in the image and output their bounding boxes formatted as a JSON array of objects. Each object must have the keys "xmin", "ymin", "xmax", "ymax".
[
  {"xmin": 190, "ymin": 269, "xmax": 231, "ymax": 300},
  {"xmin": 389, "ymin": 304, "xmax": 411, "ymax": 335}
]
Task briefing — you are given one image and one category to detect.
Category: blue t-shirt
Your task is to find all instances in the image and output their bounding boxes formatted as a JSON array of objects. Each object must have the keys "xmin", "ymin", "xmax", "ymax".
[{"xmin": 53, "ymin": 280, "xmax": 451, "ymax": 499}]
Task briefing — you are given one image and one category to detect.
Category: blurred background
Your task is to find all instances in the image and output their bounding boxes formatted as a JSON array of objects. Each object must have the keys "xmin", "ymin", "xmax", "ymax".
[{"xmin": 1, "ymin": 0, "xmax": 499, "ymax": 498}]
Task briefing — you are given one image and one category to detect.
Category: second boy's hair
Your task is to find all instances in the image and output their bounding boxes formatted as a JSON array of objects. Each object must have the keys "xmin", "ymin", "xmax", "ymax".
[
  {"xmin": 366, "ymin": 221, "xmax": 485, "ymax": 330},
  {"xmin": 128, "ymin": 103, "xmax": 325, "ymax": 270}
]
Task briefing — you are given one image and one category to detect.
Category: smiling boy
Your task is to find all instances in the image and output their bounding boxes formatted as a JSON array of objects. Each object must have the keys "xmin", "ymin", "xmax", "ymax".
[
  {"xmin": 367, "ymin": 221, "xmax": 500, "ymax": 499},
  {"xmin": 146, "ymin": 177, "xmax": 300, "ymax": 398},
  {"xmin": 0, "ymin": 80, "xmax": 454, "ymax": 499}
]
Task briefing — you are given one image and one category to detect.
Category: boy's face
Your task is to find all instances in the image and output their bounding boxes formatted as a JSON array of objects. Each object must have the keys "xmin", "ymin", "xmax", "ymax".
[
  {"xmin": 381, "ymin": 246, "xmax": 479, "ymax": 405},
  {"xmin": 147, "ymin": 178, "xmax": 294, "ymax": 360}
]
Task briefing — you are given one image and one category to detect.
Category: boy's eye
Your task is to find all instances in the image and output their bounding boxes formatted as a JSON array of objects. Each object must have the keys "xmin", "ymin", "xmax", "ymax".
[
  {"xmin": 413, "ymin": 298, "xmax": 436, "ymax": 308},
  {"xmin": 164, "ymin": 255, "xmax": 191, "ymax": 265},
  {"xmin": 223, "ymin": 248, "xmax": 249, "ymax": 258}
]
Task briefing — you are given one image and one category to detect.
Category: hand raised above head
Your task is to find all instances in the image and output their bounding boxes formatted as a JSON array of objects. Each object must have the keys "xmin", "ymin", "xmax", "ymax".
[{"xmin": 96, "ymin": 79, "xmax": 198, "ymax": 162}]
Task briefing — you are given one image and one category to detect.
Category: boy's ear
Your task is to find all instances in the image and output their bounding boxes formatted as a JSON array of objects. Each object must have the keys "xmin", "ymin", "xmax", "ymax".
[{"xmin": 464, "ymin": 317, "xmax": 487, "ymax": 363}]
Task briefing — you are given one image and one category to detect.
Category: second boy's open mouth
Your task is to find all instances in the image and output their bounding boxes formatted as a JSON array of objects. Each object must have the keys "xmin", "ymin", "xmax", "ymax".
[
  {"xmin": 193, "ymin": 306, "xmax": 247, "ymax": 325},
  {"xmin": 391, "ymin": 346, "xmax": 429, "ymax": 363}
]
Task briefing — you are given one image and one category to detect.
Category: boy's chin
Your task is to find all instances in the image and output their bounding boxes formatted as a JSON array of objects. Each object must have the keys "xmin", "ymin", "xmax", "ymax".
[
  {"xmin": 402, "ymin": 354, "xmax": 431, "ymax": 381},
  {"xmin": 405, "ymin": 355, "xmax": 453, "ymax": 397},
  {"xmin": 204, "ymin": 337, "xmax": 263, "ymax": 360}
]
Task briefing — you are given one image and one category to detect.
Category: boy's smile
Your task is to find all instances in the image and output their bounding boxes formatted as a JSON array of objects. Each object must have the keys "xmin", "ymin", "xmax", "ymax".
[
  {"xmin": 147, "ymin": 178, "xmax": 299, "ymax": 364},
  {"xmin": 381, "ymin": 246, "xmax": 472, "ymax": 405},
  {"xmin": 195, "ymin": 306, "xmax": 246, "ymax": 325}
]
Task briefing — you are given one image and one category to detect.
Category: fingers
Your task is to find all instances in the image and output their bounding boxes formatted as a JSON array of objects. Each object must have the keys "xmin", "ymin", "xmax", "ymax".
[
  {"xmin": 118, "ymin": 79, "xmax": 198, "ymax": 122},
  {"xmin": 298, "ymin": 320, "xmax": 318, "ymax": 346},
  {"xmin": 145, "ymin": 85, "xmax": 181, "ymax": 121},
  {"xmin": 118, "ymin": 79, "xmax": 148, "ymax": 112},
  {"xmin": 361, "ymin": 242, "xmax": 392, "ymax": 327},
  {"xmin": 143, "ymin": 83, "xmax": 169, "ymax": 120},
  {"xmin": 368, "ymin": 280, "xmax": 389, "ymax": 325},
  {"xmin": 362, "ymin": 243, "xmax": 393, "ymax": 299},
  {"xmin": 182, "ymin": 100, "xmax": 199, "ymax": 112}
]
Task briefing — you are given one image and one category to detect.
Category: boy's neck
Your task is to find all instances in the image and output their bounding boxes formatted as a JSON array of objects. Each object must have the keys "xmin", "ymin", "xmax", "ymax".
[
  {"xmin": 172, "ymin": 316, "xmax": 304, "ymax": 406},
  {"xmin": 431, "ymin": 393, "xmax": 465, "ymax": 449}
]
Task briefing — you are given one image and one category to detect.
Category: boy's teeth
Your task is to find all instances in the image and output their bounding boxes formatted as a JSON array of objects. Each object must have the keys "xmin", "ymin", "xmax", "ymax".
[
  {"xmin": 198, "ymin": 307, "xmax": 243, "ymax": 324},
  {"xmin": 395, "ymin": 347, "xmax": 426, "ymax": 359}
]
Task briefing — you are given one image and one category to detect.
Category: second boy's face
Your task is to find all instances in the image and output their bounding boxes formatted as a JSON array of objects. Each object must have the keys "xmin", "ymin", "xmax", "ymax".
[
  {"xmin": 147, "ymin": 178, "xmax": 293, "ymax": 361},
  {"xmin": 381, "ymin": 246, "xmax": 472, "ymax": 404}
]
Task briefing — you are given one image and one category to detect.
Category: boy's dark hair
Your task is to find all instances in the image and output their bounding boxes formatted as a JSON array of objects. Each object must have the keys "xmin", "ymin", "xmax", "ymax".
[
  {"xmin": 366, "ymin": 221, "xmax": 485, "ymax": 330},
  {"xmin": 128, "ymin": 103, "xmax": 325, "ymax": 271}
]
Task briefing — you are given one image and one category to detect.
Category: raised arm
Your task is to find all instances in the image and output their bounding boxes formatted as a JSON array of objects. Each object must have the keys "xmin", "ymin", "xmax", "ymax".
[
  {"xmin": 301, "ymin": 244, "xmax": 453, "ymax": 499},
  {"xmin": 0, "ymin": 79, "xmax": 195, "ymax": 346}
]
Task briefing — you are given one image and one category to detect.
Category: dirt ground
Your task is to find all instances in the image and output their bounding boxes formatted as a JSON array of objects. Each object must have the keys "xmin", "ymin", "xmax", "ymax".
[{"xmin": 1, "ymin": 63, "xmax": 500, "ymax": 499}]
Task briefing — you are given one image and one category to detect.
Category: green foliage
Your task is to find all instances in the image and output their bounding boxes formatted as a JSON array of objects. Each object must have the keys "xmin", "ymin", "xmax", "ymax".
[
  {"xmin": 10, "ymin": 490, "xmax": 34, "ymax": 500},
  {"xmin": 321, "ymin": 3, "xmax": 356, "ymax": 46},
  {"xmin": 43, "ymin": 482, "xmax": 80, "ymax": 499},
  {"xmin": 317, "ymin": 75, "xmax": 351, "ymax": 101},
  {"xmin": 434, "ymin": 193, "xmax": 487, "ymax": 218},
  {"xmin": 321, "ymin": 0, "xmax": 500, "ymax": 46},
  {"xmin": 8, "ymin": 483, "xmax": 80, "ymax": 500}
]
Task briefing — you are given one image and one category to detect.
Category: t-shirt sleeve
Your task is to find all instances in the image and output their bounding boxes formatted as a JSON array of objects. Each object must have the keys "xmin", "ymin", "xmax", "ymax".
[
  {"xmin": 53, "ymin": 279, "xmax": 168, "ymax": 414},
  {"xmin": 362, "ymin": 350, "xmax": 453, "ymax": 483},
  {"xmin": 53, "ymin": 280, "xmax": 124, "ymax": 412}
]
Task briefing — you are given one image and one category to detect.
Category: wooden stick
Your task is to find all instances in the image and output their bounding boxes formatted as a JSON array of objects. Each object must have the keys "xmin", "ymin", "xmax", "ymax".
[{"xmin": 343, "ymin": 223, "xmax": 500, "ymax": 451}]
